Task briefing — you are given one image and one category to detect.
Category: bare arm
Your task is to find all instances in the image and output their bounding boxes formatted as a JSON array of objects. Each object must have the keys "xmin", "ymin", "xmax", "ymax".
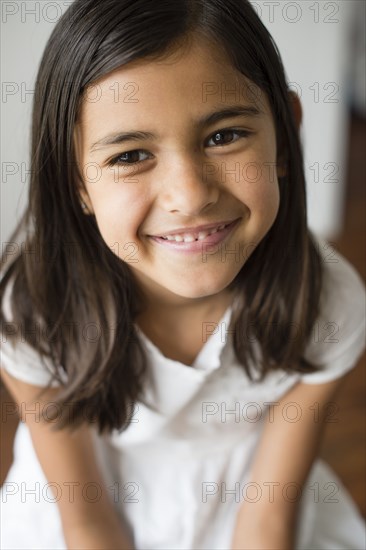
[
  {"xmin": 231, "ymin": 373, "xmax": 345, "ymax": 550},
  {"xmin": 1, "ymin": 368, "xmax": 134, "ymax": 549}
]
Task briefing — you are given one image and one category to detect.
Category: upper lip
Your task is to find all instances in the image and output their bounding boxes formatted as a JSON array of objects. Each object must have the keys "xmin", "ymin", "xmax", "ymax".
[{"xmin": 149, "ymin": 218, "xmax": 240, "ymax": 237}]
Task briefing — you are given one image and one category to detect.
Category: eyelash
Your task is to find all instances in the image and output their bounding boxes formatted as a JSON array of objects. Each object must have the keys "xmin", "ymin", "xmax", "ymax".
[{"xmin": 106, "ymin": 128, "xmax": 252, "ymax": 167}]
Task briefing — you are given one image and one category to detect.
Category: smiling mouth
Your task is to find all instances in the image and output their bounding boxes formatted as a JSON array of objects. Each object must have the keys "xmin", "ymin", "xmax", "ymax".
[
  {"xmin": 147, "ymin": 218, "xmax": 241, "ymax": 252},
  {"xmin": 159, "ymin": 223, "xmax": 233, "ymax": 243},
  {"xmin": 151, "ymin": 219, "xmax": 238, "ymax": 243}
]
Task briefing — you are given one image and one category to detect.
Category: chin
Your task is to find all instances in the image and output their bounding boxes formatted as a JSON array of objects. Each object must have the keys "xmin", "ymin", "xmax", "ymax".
[{"xmin": 168, "ymin": 276, "xmax": 235, "ymax": 300}]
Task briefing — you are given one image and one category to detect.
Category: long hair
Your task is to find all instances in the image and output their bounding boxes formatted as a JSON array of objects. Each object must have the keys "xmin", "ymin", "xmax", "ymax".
[{"xmin": 0, "ymin": 0, "xmax": 322, "ymax": 433}]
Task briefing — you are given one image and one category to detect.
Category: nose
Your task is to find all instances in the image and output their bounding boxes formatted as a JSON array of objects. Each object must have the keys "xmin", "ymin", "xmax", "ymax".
[{"xmin": 157, "ymin": 153, "xmax": 219, "ymax": 216}]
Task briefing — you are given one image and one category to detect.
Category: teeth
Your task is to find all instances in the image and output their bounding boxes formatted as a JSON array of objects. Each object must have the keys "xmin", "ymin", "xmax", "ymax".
[
  {"xmin": 183, "ymin": 234, "xmax": 195, "ymax": 243},
  {"xmin": 198, "ymin": 230, "xmax": 209, "ymax": 240},
  {"xmin": 161, "ymin": 223, "xmax": 229, "ymax": 242}
]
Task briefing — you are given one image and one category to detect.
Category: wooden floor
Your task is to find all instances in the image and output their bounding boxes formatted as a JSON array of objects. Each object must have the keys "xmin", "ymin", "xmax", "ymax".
[
  {"xmin": 319, "ymin": 111, "xmax": 366, "ymax": 518},
  {"xmin": 1, "ymin": 113, "xmax": 365, "ymax": 518}
]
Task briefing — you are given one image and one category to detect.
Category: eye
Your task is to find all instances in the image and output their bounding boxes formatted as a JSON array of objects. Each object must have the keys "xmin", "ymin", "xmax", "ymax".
[
  {"xmin": 107, "ymin": 149, "xmax": 153, "ymax": 167},
  {"xmin": 206, "ymin": 129, "xmax": 251, "ymax": 147}
]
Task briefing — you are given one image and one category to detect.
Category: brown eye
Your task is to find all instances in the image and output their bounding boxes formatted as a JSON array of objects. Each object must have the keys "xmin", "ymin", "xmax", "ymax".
[
  {"xmin": 119, "ymin": 151, "xmax": 141, "ymax": 163},
  {"xmin": 207, "ymin": 129, "xmax": 251, "ymax": 147},
  {"xmin": 108, "ymin": 149, "xmax": 152, "ymax": 166},
  {"xmin": 212, "ymin": 131, "xmax": 235, "ymax": 145}
]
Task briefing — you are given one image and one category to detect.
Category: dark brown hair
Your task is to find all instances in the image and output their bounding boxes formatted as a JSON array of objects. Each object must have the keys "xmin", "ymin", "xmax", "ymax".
[{"xmin": 0, "ymin": 0, "xmax": 322, "ymax": 433}]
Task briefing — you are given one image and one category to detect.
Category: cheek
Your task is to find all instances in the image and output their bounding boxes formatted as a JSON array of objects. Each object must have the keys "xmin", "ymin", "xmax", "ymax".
[
  {"xmin": 89, "ymin": 182, "xmax": 150, "ymax": 244},
  {"xmin": 234, "ymin": 163, "xmax": 280, "ymax": 212},
  {"xmin": 229, "ymin": 137, "xmax": 279, "ymax": 199}
]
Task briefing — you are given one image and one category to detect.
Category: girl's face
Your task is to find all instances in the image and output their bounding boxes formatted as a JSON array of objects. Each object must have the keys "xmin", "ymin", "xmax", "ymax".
[{"xmin": 74, "ymin": 38, "xmax": 283, "ymax": 304}]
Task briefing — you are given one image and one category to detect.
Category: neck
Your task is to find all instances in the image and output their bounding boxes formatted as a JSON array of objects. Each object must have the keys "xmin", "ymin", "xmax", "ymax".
[
  {"xmin": 135, "ymin": 286, "xmax": 236, "ymax": 334},
  {"xmin": 134, "ymin": 287, "xmax": 237, "ymax": 366}
]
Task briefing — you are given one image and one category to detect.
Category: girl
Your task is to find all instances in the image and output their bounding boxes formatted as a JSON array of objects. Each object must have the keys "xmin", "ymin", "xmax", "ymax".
[{"xmin": 0, "ymin": 0, "xmax": 365, "ymax": 548}]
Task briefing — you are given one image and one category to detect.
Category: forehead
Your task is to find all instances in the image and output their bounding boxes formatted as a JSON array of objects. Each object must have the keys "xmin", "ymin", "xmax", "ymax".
[{"xmin": 77, "ymin": 37, "xmax": 270, "ymax": 130}]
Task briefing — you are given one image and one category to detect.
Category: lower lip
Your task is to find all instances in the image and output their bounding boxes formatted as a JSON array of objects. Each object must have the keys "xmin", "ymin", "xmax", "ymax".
[{"xmin": 148, "ymin": 219, "xmax": 240, "ymax": 254}]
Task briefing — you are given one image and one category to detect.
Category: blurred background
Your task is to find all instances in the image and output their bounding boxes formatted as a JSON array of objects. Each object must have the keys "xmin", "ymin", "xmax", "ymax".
[
  {"xmin": 1, "ymin": 0, "xmax": 365, "ymax": 517},
  {"xmin": 253, "ymin": 0, "xmax": 366, "ymax": 517}
]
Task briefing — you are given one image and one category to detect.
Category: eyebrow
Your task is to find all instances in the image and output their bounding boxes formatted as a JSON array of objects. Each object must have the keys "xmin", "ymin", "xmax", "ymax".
[{"xmin": 89, "ymin": 105, "xmax": 262, "ymax": 153}]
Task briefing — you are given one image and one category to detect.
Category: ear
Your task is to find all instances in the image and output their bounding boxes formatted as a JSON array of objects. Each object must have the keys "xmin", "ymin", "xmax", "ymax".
[
  {"xmin": 73, "ymin": 123, "xmax": 95, "ymax": 215},
  {"xmin": 78, "ymin": 188, "xmax": 94, "ymax": 215},
  {"xmin": 288, "ymin": 90, "xmax": 302, "ymax": 130},
  {"xmin": 277, "ymin": 91, "xmax": 303, "ymax": 178}
]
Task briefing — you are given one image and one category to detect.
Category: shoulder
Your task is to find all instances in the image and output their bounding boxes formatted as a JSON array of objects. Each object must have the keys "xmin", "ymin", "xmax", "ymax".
[
  {"xmin": 301, "ymin": 233, "xmax": 365, "ymax": 384},
  {"xmin": 1, "ymin": 276, "xmax": 62, "ymax": 388}
]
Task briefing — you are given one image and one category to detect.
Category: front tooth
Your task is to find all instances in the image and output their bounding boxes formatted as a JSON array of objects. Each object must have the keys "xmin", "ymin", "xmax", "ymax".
[
  {"xmin": 163, "ymin": 226, "xmax": 226, "ymax": 242},
  {"xmin": 198, "ymin": 230, "xmax": 209, "ymax": 240},
  {"xmin": 183, "ymin": 234, "xmax": 195, "ymax": 243}
]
